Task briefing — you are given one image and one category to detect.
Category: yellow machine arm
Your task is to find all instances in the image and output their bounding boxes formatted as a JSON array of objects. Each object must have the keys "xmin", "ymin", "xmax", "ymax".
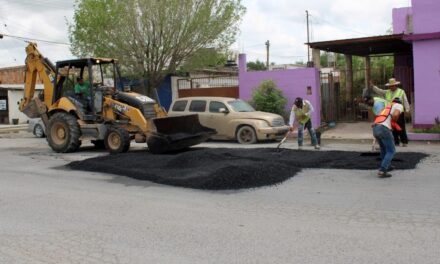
[{"xmin": 19, "ymin": 42, "xmax": 56, "ymax": 118}]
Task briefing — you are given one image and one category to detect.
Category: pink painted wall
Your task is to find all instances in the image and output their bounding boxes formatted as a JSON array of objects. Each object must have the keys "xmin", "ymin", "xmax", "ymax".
[
  {"xmin": 239, "ymin": 54, "xmax": 321, "ymax": 127},
  {"xmin": 392, "ymin": 7, "xmax": 412, "ymax": 34}
]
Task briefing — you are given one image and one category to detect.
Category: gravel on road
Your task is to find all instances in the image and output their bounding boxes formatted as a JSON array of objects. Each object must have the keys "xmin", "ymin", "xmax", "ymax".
[{"xmin": 67, "ymin": 148, "xmax": 428, "ymax": 190}]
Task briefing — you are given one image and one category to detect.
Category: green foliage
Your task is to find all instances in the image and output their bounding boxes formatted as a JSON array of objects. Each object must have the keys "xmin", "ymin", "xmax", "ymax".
[
  {"xmin": 69, "ymin": 0, "xmax": 245, "ymax": 95},
  {"xmin": 247, "ymin": 60, "xmax": 267, "ymax": 71},
  {"xmin": 250, "ymin": 79, "xmax": 287, "ymax": 116},
  {"xmin": 180, "ymin": 48, "xmax": 228, "ymax": 72}
]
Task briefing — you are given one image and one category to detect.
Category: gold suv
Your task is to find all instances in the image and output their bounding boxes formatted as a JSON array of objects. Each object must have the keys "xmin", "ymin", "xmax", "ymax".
[{"xmin": 168, "ymin": 97, "xmax": 289, "ymax": 144}]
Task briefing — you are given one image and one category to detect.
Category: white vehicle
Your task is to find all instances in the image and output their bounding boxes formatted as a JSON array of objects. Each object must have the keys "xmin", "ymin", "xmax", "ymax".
[{"xmin": 28, "ymin": 118, "xmax": 46, "ymax": 138}]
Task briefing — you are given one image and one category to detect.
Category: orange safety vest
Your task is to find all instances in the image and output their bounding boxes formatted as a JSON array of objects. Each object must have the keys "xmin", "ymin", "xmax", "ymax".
[{"xmin": 374, "ymin": 102, "xmax": 402, "ymax": 131}]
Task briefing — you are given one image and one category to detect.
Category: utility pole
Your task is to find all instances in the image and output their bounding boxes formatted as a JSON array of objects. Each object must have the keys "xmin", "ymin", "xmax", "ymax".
[
  {"xmin": 306, "ymin": 10, "xmax": 310, "ymax": 65},
  {"xmin": 265, "ymin": 40, "xmax": 270, "ymax": 69}
]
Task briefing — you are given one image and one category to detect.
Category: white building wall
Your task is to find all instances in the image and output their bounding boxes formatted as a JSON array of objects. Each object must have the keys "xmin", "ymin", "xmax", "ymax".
[
  {"xmin": 8, "ymin": 90, "xmax": 29, "ymax": 124},
  {"xmin": 171, "ymin": 76, "xmax": 180, "ymax": 100},
  {"xmin": 1, "ymin": 84, "xmax": 44, "ymax": 124}
]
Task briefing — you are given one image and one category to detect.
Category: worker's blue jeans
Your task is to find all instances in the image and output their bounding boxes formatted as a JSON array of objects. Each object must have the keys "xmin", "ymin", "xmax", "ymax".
[
  {"xmin": 298, "ymin": 120, "xmax": 318, "ymax": 146},
  {"xmin": 373, "ymin": 124, "xmax": 396, "ymax": 172}
]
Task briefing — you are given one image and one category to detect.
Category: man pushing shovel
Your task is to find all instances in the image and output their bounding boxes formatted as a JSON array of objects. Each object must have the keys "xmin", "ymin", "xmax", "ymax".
[{"xmin": 288, "ymin": 97, "xmax": 320, "ymax": 150}]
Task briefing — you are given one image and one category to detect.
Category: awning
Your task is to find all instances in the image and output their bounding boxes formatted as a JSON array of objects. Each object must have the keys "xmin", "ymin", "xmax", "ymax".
[{"xmin": 308, "ymin": 34, "xmax": 412, "ymax": 56}]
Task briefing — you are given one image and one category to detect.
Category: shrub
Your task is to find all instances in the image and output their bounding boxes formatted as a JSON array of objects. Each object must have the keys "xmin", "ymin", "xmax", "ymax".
[{"xmin": 250, "ymin": 79, "xmax": 287, "ymax": 116}]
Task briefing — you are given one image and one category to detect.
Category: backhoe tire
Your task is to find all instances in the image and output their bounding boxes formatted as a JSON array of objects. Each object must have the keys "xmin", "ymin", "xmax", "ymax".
[
  {"xmin": 236, "ymin": 125, "xmax": 257, "ymax": 144},
  {"xmin": 47, "ymin": 112, "xmax": 81, "ymax": 153},
  {"xmin": 104, "ymin": 126, "xmax": 130, "ymax": 154}
]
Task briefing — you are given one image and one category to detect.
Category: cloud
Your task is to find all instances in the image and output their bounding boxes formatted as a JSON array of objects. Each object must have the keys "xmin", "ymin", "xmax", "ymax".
[
  {"xmin": 0, "ymin": 0, "xmax": 411, "ymax": 67},
  {"xmin": 238, "ymin": 0, "xmax": 410, "ymax": 64},
  {"xmin": 0, "ymin": 0, "xmax": 74, "ymax": 67}
]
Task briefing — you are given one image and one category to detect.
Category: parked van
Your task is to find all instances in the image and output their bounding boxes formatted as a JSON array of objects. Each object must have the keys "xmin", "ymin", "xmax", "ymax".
[{"xmin": 168, "ymin": 97, "xmax": 289, "ymax": 144}]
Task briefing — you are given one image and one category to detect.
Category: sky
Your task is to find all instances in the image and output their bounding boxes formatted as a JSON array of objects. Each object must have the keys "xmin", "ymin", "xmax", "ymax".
[{"xmin": 0, "ymin": 0, "xmax": 412, "ymax": 68}]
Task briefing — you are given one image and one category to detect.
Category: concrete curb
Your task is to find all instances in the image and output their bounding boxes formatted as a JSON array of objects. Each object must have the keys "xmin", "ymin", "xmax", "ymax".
[
  {"xmin": 284, "ymin": 134, "xmax": 440, "ymax": 145},
  {"xmin": 0, "ymin": 125, "xmax": 28, "ymax": 133}
]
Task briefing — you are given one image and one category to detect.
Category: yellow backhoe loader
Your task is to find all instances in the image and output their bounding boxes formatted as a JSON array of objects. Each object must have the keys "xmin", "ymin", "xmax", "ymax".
[{"xmin": 19, "ymin": 42, "xmax": 215, "ymax": 154}]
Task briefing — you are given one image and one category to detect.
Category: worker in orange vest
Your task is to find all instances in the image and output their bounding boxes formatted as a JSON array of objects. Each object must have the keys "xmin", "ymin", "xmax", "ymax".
[
  {"xmin": 372, "ymin": 100, "xmax": 403, "ymax": 178},
  {"xmin": 371, "ymin": 78, "xmax": 410, "ymax": 146}
]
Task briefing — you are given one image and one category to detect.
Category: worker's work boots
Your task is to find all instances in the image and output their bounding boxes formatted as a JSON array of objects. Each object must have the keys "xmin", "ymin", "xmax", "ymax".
[{"xmin": 377, "ymin": 170, "xmax": 392, "ymax": 178}]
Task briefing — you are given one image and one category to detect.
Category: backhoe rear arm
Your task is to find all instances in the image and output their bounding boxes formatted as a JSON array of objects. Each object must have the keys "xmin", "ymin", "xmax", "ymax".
[{"xmin": 19, "ymin": 43, "xmax": 56, "ymax": 117}]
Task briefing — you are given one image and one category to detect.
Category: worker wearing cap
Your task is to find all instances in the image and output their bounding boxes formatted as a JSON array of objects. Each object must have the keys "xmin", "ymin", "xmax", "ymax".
[
  {"xmin": 74, "ymin": 77, "xmax": 91, "ymax": 97},
  {"xmin": 74, "ymin": 77, "xmax": 92, "ymax": 112},
  {"xmin": 372, "ymin": 100, "xmax": 404, "ymax": 178},
  {"xmin": 371, "ymin": 78, "xmax": 410, "ymax": 146},
  {"xmin": 288, "ymin": 97, "xmax": 320, "ymax": 150},
  {"xmin": 364, "ymin": 95, "xmax": 388, "ymax": 151},
  {"xmin": 364, "ymin": 96, "xmax": 387, "ymax": 116}
]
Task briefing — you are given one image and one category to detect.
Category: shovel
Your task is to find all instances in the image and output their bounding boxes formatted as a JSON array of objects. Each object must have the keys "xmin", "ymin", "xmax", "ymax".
[
  {"xmin": 277, "ymin": 131, "xmax": 291, "ymax": 150},
  {"xmin": 361, "ymin": 138, "xmax": 380, "ymax": 156}
]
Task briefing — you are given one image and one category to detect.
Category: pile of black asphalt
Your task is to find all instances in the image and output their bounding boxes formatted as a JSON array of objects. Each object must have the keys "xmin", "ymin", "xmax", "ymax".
[{"xmin": 67, "ymin": 148, "xmax": 428, "ymax": 190}]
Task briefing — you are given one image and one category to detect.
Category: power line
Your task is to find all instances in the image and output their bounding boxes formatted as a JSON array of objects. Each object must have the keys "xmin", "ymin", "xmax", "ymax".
[
  {"xmin": 0, "ymin": 32, "xmax": 70, "ymax": 45},
  {"xmin": 309, "ymin": 14, "xmax": 370, "ymax": 37},
  {"xmin": 245, "ymin": 51, "xmax": 305, "ymax": 59},
  {"xmin": 0, "ymin": 0, "xmax": 74, "ymax": 10},
  {"xmin": 243, "ymin": 43, "xmax": 265, "ymax": 48}
]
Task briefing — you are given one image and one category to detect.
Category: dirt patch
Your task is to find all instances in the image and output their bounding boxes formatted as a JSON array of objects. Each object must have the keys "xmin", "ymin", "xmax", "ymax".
[{"xmin": 67, "ymin": 148, "xmax": 428, "ymax": 190}]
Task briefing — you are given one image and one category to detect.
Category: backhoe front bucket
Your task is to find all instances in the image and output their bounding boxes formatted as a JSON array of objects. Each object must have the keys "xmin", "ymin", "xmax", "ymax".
[{"xmin": 147, "ymin": 114, "xmax": 216, "ymax": 154}]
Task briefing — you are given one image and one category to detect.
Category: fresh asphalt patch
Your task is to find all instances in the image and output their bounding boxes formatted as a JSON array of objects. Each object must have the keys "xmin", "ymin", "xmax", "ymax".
[{"xmin": 67, "ymin": 148, "xmax": 428, "ymax": 190}]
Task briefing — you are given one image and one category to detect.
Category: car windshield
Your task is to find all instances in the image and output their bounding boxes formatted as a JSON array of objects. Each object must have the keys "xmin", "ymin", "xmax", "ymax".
[{"xmin": 227, "ymin": 99, "xmax": 255, "ymax": 112}]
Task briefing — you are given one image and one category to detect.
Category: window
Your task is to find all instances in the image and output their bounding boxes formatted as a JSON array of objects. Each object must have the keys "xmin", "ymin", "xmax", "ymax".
[
  {"xmin": 189, "ymin": 100, "xmax": 206, "ymax": 112},
  {"xmin": 227, "ymin": 99, "xmax": 255, "ymax": 112},
  {"xmin": 172, "ymin": 100, "xmax": 188, "ymax": 112},
  {"xmin": 209, "ymin": 101, "xmax": 227, "ymax": 113}
]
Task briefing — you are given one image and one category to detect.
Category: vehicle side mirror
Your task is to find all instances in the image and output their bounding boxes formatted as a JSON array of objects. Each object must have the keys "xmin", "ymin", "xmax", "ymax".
[{"xmin": 219, "ymin": 108, "xmax": 229, "ymax": 114}]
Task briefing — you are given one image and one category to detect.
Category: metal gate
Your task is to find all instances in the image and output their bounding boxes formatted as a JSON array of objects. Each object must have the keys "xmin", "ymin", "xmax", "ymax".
[
  {"xmin": 320, "ymin": 66, "xmax": 413, "ymax": 123},
  {"xmin": 177, "ymin": 75, "xmax": 239, "ymax": 98}
]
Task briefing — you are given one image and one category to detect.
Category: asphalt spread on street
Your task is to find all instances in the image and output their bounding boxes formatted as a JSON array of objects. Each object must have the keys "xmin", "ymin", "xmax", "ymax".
[{"xmin": 67, "ymin": 148, "xmax": 428, "ymax": 190}]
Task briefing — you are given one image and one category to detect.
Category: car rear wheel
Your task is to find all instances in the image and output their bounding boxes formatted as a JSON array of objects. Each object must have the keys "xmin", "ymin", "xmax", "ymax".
[
  {"xmin": 33, "ymin": 124, "xmax": 45, "ymax": 138},
  {"xmin": 236, "ymin": 125, "xmax": 257, "ymax": 144}
]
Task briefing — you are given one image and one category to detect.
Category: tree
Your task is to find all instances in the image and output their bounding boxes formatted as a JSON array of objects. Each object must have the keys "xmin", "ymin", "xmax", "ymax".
[
  {"xmin": 69, "ymin": 0, "xmax": 245, "ymax": 96},
  {"xmin": 247, "ymin": 60, "xmax": 267, "ymax": 71},
  {"xmin": 179, "ymin": 48, "xmax": 228, "ymax": 73},
  {"xmin": 250, "ymin": 79, "xmax": 287, "ymax": 116}
]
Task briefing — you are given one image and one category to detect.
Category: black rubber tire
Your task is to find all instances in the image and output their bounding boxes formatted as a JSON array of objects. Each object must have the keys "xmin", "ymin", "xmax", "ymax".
[
  {"xmin": 236, "ymin": 125, "xmax": 257, "ymax": 144},
  {"xmin": 104, "ymin": 126, "xmax": 131, "ymax": 154},
  {"xmin": 33, "ymin": 124, "xmax": 45, "ymax": 138},
  {"xmin": 91, "ymin": 140, "xmax": 106, "ymax": 149},
  {"xmin": 46, "ymin": 112, "xmax": 81, "ymax": 153}
]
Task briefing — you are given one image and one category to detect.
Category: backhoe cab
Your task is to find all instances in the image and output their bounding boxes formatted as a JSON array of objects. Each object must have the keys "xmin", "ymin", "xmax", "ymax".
[{"xmin": 19, "ymin": 43, "xmax": 215, "ymax": 154}]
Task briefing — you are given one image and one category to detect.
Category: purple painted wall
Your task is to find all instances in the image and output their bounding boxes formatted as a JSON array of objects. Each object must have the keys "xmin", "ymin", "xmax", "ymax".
[
  {"xmin": 412, "ymin": 40, "xmax": 440, "ymax": 126},
  {"xmin": 392, "ymin": 7, "xmax": 412, "ymax": 34},
  {"xmin": 408, "ymin": 0, "xmax": 440, "ymax": 126},
  {"xmin": 239, "ymin": 54, "xmax": 321, "ymax": 127},
  {"xmin": 412, "ymin": 0, "xmax": 440, "ymax": 34}
]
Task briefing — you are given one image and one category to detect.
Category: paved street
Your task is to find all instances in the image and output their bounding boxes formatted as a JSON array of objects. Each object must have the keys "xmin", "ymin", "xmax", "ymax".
[{"xmin": 1, "ymin": 132, "xmax": 440, "ymax": 264}]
